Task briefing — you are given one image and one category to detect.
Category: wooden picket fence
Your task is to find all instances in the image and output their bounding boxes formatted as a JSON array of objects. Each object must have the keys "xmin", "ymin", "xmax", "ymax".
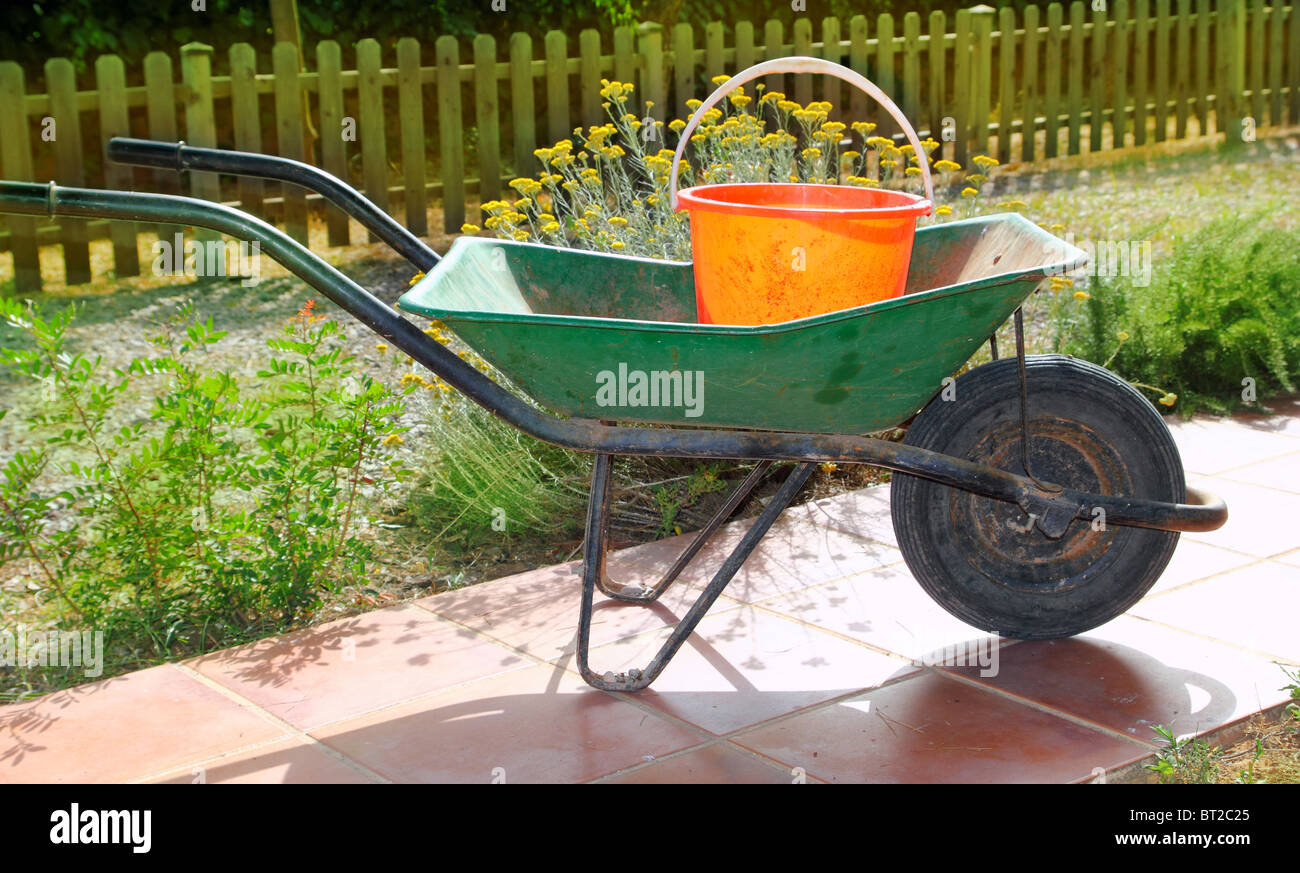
[{"xmin": 1, "ymin": 0, "xmax": 1297, "ymax": 294}]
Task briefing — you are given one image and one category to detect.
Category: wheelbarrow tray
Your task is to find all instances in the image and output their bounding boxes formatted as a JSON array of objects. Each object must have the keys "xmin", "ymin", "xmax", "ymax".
[{"xmin": 399, "ymin": 214, "xmax": 1086, "ymax": 434}]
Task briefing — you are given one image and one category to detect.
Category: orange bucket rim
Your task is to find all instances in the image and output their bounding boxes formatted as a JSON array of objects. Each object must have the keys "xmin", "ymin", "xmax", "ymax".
[{"xmin": 675, "ymin": 182, "xmax": 933, "ymax": 221}]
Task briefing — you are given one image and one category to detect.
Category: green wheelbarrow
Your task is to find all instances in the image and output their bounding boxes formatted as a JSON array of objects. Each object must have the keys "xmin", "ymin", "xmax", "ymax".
[{"xmin": 0, "ymin": 137, "xmax": 1226, "ymax": 693}]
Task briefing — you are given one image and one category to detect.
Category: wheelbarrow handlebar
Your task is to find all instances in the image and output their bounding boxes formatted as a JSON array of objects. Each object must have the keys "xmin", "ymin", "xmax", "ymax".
[
  {"xmin": 106, "ymin": 137, "xmax": 440, "ymax": 272},
  {"xmin": 0, "ymin": 179, "xmax": 1226, "ymax": 535}
]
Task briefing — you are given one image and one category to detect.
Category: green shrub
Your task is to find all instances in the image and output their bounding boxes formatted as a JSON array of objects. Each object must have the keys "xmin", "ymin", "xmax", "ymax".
[
  {"xmin": 1057, "ymin": 211, "xmax": 1300, "ymax": 415},
  {"xmin": 0, "ymin": 297, "xmax": 409, "ymax": 658}
]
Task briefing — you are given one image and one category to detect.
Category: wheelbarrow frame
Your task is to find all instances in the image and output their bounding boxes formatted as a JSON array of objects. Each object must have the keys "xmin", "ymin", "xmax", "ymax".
[{"xmin": 0, "ymin": 139, "xmax": 1227, "ymax": 692}]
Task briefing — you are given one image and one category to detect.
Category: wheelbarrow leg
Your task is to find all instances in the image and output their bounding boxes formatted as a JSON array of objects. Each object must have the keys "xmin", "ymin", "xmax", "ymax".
[
  {"xmin": 587, "ymin": 454, "xmax": 774, "ymax": 604},
  {"xmin": 577, "ymin": 460, "xmax": 817, "ymax": 692}
]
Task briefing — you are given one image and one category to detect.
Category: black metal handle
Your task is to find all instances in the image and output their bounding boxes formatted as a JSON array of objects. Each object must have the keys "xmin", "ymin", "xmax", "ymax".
[{"xmin": 106, "ymin": 137, "xmax": 440, "ymax": 272}]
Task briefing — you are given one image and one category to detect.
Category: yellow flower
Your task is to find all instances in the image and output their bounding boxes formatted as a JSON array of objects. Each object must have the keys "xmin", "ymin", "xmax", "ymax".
[
  {"xmin": 965, "ymin": 173, "xmax": 987, "ymax": 186},
  {"xmin": 997, "ymin": 199, "xmax": 1028, "ymax": 210},
  {"xmin": 608, "ymin": 216, "xmax": 629, "ymax": 227},
  {"xmin": 685, "ymin": 98, "xmax": 703, "ymax": 110},
  {"xmin": 376, "ymin": 343, "xmax": 389, "ymax": 353},
  {"xmin": 611, "ymin": 241, "xmax": 625, "ymax": 250},
  {"xmin": 1117, "ymin": 331, "xmax": 1130, "ymax": 342},
  {"xmin": 407, "ymin": 271, "xmax": 425, "ymax": 286},
  {"xmin": 382, "ymin": 433, "xmax": 404, "ymax": 447},
  {"xmin": 710, "ymin": 74, "xmax": 731, "ymax": 85},
  {"xmin": 972, "ymin": 154, "xmax": 1000, "ymax": 169},
  {"xmin": 934, "ymin": 159, "xmax": 962, "ymax": 172},
  {"xmin": 668, "ymin": 118, "xmax": 686, "ymax": 132},
  {"xmin": 819, "ymin": 462, "xmax": 838, "ymax": 474},
  {"xmin": 905, "ymin": 166, "xmax": 923, "ymax": 176},
  {"xmin": 460, "ymin": 223, "xmax": 480, "ymax": 234},
  {"xmin": 961, "ymin": 186, "xmax": 979, "ymax": 198},
  {"xmin": 1073, "ymin": 290, "xmax": 1091, "ymax": 301},
  {"xmin": 935, "ymin": 205, "xmax": 953, "ymax": 216},
  {"xmin": 1158, "ymin": 392, "xmax": 1178, "ymax": 407}
]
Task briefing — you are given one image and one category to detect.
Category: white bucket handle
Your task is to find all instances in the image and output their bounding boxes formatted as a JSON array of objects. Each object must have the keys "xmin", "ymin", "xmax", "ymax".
[{"xmin": 668, "ymin": 56, "xmax": 935, "ymax": 211}]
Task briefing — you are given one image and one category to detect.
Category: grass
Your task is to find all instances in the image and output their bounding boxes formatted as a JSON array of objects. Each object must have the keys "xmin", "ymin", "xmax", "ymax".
[{"xmin": 1145, "ymin": 664, "xmax": 1300, "ymax": 784}]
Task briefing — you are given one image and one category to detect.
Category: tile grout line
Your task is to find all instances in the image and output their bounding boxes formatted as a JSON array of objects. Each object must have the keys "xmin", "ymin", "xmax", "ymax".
[
  {"xmin": 166, "ymin": 663, "xmax": 392, "ymax": 785},
  {"xmin": 1120, "ymin": 613, "xmax": 1300, "ymax": 668},
  {"xmin": 1139, "ymin": 554, "xmax": 1272, "ymax": 601},
  {"xmin": 928, "ymin": 668, "xmax": 1162, "ymax": 751}
]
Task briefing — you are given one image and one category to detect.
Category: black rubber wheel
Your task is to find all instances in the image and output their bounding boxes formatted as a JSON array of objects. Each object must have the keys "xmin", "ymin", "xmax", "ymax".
[{"xmin": 890, "ymin": 354, "xmax": 1185, "ymax": 639}]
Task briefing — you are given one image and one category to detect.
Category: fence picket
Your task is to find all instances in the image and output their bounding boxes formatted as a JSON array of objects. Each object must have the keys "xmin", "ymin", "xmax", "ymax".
[
  {"xmin": 273, "ymin": 42, "xmax": 309, "ymax": 245},
  {"xmin": 46, "ymin": 58, "xmax": 91, "ymax": 283},
  {"xmin": 143, "ymin": 52, "xmax": 181, "ymax": 199},
  {"xmin": 1134, "ymin": 0, "xmax": 1149, "ymax": 144},
  {"xmin": 0, "ymin": 62, "xmax": 39, "ymax": 293},
  {"xmin": 356, "ymin": 38, "xmax": 388, "ymax": 240},
  {"xmin": 764, "ymin": 20, "xmax": 785, "ymax": 95},
  {"xmin": 436, "ymin": 35, "xmax": 465, "ymax": 233},
  {"xmin": 316, "ymin": 40, "xmax": 349, "ymax": 246},
  {"xmin": 1267, "ymin": 0, "xmax": 1283, "ymax": 125},
  {"xmin": 1114, "ymin": 0, "xmax": 1130, "ymax": 148},
  {"xmin": 580, "ymin": 29, "xmax": 602, "ymax": 128},
  {"xmin": 954, "ymin": 9, "xmax": 973, "ymax": 164},
  {"xmin": 849, "ymin": 16, "xmax": 869, "ymax": 123},
  {"xmin": 736, "ymin": 21, "xmax": 756, "ymax": 71},
  {"xmin": 545, "ymin": 31, "xmax": 569, "ymax": 144},
  {"xmin": 1067, "ymin": 2, "xmax": 1084, "ymax": 154},
  {"xmin": 230, "ymin": 44, "xmax": 265, "ymax": 221},
  {"xmin": 1044, "ymin": 4, "xmax": 1062, "ymax": 158},
  {"xmin": 999, "ymin": 7, "xmax": 1017, "ymax": 162},
  {"xmin": 95, "ymin": 55, "xmax": 139, "ymax": 277},
  {"xmin": 1156, "ymin": 0, "xmax": 1171, "ymax": 141},
  {"xmin": 1090, "ymin": 2, "xmax": 1108, "ymax": 151},
  {"xmin": 399, "ymin": 37, "xmax": 429, "ymax": 236},
  {"xmin": 929, "ymin": 11, "xmax": 947, "ymax": 147},
  {"xmin": 673, "ymin": 22, "xmax": 695, "ymax": 116},
  {"xmin": 1176, "ymin": 0, "xmax": 1192, "ymax": 136},
  {"xmin": 473, "ymin": 34, "xmax": 500, "ymax": 209},
  {"xmin": 794, "ymin": 18, "xmax": 814, "ymax": 107},
  {"xmin": 510, "ymin": 33, "xmax": 536, "ymax": 177}
]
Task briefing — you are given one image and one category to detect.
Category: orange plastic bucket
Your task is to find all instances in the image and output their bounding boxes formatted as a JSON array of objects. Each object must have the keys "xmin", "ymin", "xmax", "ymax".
[
  {"xmin": 675, "ymin": 182, "xmax": 931, "ymax": 325},
  {"xmin": 670, "ymin": 57, "xmax": 935, "ymax": 325}
]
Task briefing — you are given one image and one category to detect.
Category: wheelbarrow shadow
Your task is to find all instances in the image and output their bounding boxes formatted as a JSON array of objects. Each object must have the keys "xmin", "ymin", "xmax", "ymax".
[{"xmin": 158, "ymin": 617, "xmax": 1245, "ymax": 784}]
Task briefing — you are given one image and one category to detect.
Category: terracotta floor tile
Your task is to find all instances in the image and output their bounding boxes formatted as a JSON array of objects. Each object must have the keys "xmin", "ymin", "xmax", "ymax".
[
  {"xmin": 789, "ymin": 484, "xmax": 898, "ymax": 547},
  {"xmin": 596, "ymin": 741, "xmax": 797, "ymax": 784},
  {"xmin": 1167, "ymin": 417, "xmax": 1300, "ymax": 476},
  {"xmin": 148, "ymin": 737, "xmax": 376, "ymax": 784},
  {"xmin": 1218, "ymin": 450, "xmax": 1300, "ymax": 493},
  {"xmin": 622, "ymin": 515, "xmax": 901, "ymax": 605},
  {"xmin": 312, "ymin": 663, "xmax": 704, "ymax": 783},
  {"xmin": 589, "ymin": 608, "xmax": 919, "ymax": 736},
  {"xmin": 416, "ymin": 557, "xmax": 732, "ymax": 663},
  {"xmin": 733, "ymin": 671, "xmax": 1149, "ymax": 783},
  {"xmin": 191, "ymin": 603, "xmax": 531, "ymax": 730},
  {"xmin": 0, "ymin": 665, "xmax": 285, "ymax": 783},
  {"xmin": 756, "ymin": 564, "xmax": 1013, "ymax": 665},
  {"xmin": 1144, "ymin": 539, "xmax": 1258, "ymax": 597},
  {"xmin": 939, "ymin": 616, "xmax": 1293, "ymax": 741},
  {"xmin": 1130, "ymin": 562, "xmax": 1300, "ymax": 663},
  {"xmin": 1183, "ymin": 476, "xmax": 1300, "ymax": 558}
]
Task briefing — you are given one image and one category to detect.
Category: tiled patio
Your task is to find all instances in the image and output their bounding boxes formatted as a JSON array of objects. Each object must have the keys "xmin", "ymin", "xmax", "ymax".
[{"xmin": 2, "ymin": 400, "xmax": 1298, "ymax": 783}]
